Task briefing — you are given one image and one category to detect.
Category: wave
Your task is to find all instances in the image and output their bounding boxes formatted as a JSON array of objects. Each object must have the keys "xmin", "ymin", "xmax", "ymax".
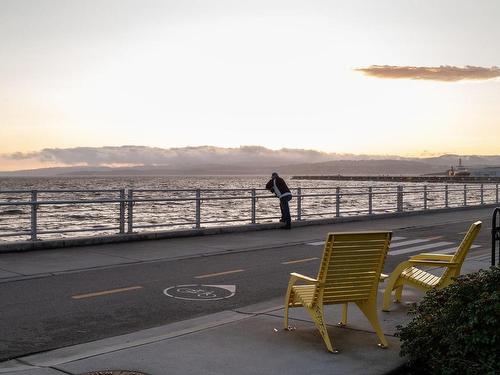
[{"xmin": 0, "ymin": 209, "xmax": 25, "ymax": 216}]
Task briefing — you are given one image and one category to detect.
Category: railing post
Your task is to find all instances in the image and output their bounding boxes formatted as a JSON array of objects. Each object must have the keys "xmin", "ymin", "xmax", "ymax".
[
  {"xmin": 497, "ymin": 184, "xmax": 499, "ymax": 204},
  {"xmin": 335, "ymin": 187, "xmax": 340, "ymax": 217},
  {"xmin": 368, "ymin": 187, "xmax": 373, "ymax": 215},
  {"xmin": 423, "ymin": 185, "xmax": 428, "ymax": 210},
  {"xmin": 127, "ymin": 189, "xmax": 134, "ymax": 234},
  {"xmin": 195, "ymin": 189, "xmax": 201, "ymax": 229},
  {"xmin": 251, "ymin": 189, "xmax": 256, "ymax": 224},
  {"xmin": 480, "ymin": 184, "xmax": 484, "ymax": 205},
  {"xmin": 463, "ymin": 184, "xmax": 467, "ymax": 206},
  {"xmin": 119, "ymin": 189, "xmax": 125, "ymax": 234},
  {"xmin": 397, "ymin": 185, "xmax": 403, "ymax": 212},
  {"xmin": 444, "ymin": 184, "xmax": 449, "ymax": 208},
  {"xmin": 30, "ymin": 190, "xmax": 38, "ymax": 241},
  {"xmin": 492, "ymin": 208, "xmax": 500, "ymax": 266},
  {"xmin": 296, "ymin": 187, "xmax": 302, "ymax": 221}
]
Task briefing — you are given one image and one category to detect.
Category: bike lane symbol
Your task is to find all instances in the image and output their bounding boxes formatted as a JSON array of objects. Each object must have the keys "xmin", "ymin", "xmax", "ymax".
[{"xmin": 163, "ymin": 284, "xmax": 236, "ymax": 301}]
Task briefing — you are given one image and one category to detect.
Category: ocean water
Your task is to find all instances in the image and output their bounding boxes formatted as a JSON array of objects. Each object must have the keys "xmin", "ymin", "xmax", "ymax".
[{"xmin": 0, "ymin": 176, "xmax": 495, "ymax": 242}]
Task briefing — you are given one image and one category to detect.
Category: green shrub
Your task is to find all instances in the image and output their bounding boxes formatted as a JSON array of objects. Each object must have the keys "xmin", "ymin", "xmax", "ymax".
[{"xmin": 396, "ymin": 266, "xmax": 500, "ymax": 375}]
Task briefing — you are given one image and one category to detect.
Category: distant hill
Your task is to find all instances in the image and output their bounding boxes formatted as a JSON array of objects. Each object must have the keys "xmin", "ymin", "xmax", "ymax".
[
  {"xmin": 1, "ymin": 146, "xmax": 500, "ymax": 177},
  {"xmin": 278, "ymin": 159, "xmax": 443, "ymax": 176},
  {"xmin": 421, "ymin": 154, "xmax": 500, "ymax": 167}
]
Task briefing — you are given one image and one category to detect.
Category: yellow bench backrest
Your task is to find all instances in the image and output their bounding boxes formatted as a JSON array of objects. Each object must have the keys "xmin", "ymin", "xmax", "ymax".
[
  {"xmin": 315, "ymin": 232, "xmax": 392, "ymax": 304},
  {"xmin": 440, "ymin": 220, "xmax": 482, "ymax": 284}
]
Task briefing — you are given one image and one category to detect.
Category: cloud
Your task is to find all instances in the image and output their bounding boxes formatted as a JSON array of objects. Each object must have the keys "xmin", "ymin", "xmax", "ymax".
[
  {"xmin": 2, "ymin": 146, "xmax": 339, "ymax": 168},
  {"xmin": 355, "ymin": 65, "xmax": 500, "ymax": 82},
  {"xmin": 4, "ymin": 146, "xmax": 500, "ymax": 174},
  {"xmin": 1, "ymin": 146, "xmax": 416, "ymax": 172}
]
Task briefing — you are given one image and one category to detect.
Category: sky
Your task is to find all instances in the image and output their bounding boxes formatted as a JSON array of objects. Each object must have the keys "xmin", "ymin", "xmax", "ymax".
[{"xmin": 1, "ymin": 0, "xmax": 499, "ymax": 170}]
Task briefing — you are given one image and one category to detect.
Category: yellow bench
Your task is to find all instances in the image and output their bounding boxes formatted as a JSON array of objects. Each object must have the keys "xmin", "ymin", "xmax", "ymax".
[
  {"xmin": 382, "ymin": 221, "xmax": 481, "ymax": 312},
  {"xmin": 284, "ymin": 231, "xmax": 392, "ymax": 353}
]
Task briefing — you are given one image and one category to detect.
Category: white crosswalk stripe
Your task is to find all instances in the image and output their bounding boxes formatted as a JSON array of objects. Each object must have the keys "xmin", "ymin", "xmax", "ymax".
[
  {"xmin": 306, "ymin": 241, "xmax": 327, "ymax": 246},
  {"xmin": 389, "ymin": 241, "xmax": 454, "ymax": 256},
  {"xmin": 390, "ymin": 238, "xmax": 436, "ymax": 248},
  {"xmin": 428, "ymin": 244, "xmax": 480, "ymax": 254},
  {"xmin": 306, "ymin": 235, "xmax": 481, "ymax": 258},
  {"xmin": 306, "ymin": 236, "xmax": 406, "ymax": 246}
]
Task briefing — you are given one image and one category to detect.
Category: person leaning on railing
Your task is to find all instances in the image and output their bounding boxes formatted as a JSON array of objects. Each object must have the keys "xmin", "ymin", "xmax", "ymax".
[{"xmin": 265, "ymin": 172, "xmax": 292, "ymax": 229}]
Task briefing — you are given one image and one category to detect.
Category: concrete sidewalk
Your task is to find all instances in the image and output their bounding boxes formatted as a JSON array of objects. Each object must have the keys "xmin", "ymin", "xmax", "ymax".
[{"xmin": 0, "ymin": 207, "xmax": 495, "ymax": 375}]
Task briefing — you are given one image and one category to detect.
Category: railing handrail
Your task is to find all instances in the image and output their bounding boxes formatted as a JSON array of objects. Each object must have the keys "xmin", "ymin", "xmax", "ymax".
[
  {"xmin": 0, "ymin": 189, "xmax": 123, "ymax": 194},
  {"xmin": 0, "ymin": 188, "xmax": 495, "ymax": 205}
]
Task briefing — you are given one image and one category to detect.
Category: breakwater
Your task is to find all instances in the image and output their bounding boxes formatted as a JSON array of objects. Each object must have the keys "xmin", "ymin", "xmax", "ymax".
[{"xmin": 292, "ymin": 175, "xmax": 500, "ymax": 183}]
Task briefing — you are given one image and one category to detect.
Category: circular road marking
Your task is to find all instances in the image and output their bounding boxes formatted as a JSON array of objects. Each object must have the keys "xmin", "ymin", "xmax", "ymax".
[
  {"xmin": 79, "ymin": 371, "xmax": 150, "ymax": 375},
  {"xmin": 163, "ymin": 284, "xmax": 236, "ymax": 301}
]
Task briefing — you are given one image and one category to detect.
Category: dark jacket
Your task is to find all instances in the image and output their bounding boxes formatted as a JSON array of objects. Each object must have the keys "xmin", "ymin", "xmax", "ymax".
[{"xmin": 266, "ymin": 176, "xmax": 292, "ymax": 199}]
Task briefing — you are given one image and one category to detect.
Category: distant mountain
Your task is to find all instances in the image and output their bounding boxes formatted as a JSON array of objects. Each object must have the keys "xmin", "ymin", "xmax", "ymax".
[
  {"xmin": 0, "ymin": 166, "xmax": 112, "ymax": 177},
  {"xmin": 0, "ymin": 164, "xmax": 273, "ymax": 177},
  {"xmin": 278, "ymin": 159, "xmax": 443, "ymax": 176},
  {"xmin": 1, "ymin": 146, "xmax": 499, "ymax": 177},
  {"xmin": 422, "ymin": 154, "xmax": 500, "ymax": 167}
]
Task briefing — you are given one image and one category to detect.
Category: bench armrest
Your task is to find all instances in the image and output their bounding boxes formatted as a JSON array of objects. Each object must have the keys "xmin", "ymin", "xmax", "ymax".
[
  {"xmin": 408, "ymin": 259, "xmax": 459, "ymax": 267},
  {"xmin": 289, "ymin": 272, "xmax": 318, "ymax": 283},
  {"xmin": 410, "ymin": 253, "xmax": 454, "ymax": 261}
]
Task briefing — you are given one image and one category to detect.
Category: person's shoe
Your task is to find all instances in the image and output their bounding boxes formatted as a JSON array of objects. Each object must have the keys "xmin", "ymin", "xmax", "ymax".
[
  {"xmin": 279, "ymin": 219, "xmax": 286, "ymax": 223},
  {"xmin": 280, "ymin": 224, "xmax": 291, "ymax": 230}
]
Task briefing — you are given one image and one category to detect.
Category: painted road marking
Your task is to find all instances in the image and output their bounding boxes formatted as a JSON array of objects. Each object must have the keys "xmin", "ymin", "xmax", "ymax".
[
  {"xmin": 468, "ymin": 252, "xmax": 490, "ymax": 261},
  {"xmin": 72, "ymin": 286, "xmax": 143, "ymax": 300},
  {"xmin": 391, "ymin": 236, "xmax": 407, "ymax": 241},
  {"xmin": 307, "ymin": 241, "xmax": 326, "ymax": 246},
  {"xmin": 458, "ymin": 227, "xmax": 490, "ymax": 235},
  {"xmin": 389, "ymin": 242, "xmax": 454, "ymax": 256},
  {"xmin": 306, "ymin": 236, "xmax": 407, "ymax": 246},
  {"xmin": 428, "ymin": 244, "xmax": 480, "ymax": 254},
  {"xmin": 194, "ymin": 269, "xmax": 244, "ymax": 279},
  {"xmin": 164, "ymin": 284, "xmax": 236, "ymax": 301},
  {"xmin": 282, "ymin": 257, "xmax": 319, "ymax": 265},
  {"xmin": 390, "ymin": 237, "xmax": 442, "ymax": 248}
]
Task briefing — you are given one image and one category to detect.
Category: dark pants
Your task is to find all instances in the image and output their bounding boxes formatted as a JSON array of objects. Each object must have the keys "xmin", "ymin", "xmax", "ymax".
[{"xmin": 280, "ymin": 195, "xmax": 292, "ymax": 226}]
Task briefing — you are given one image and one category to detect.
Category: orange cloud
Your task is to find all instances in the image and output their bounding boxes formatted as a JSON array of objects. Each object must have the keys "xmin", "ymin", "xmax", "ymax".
[{"xmin": 355, "ymin": 65, "xmax": 500, "ymax": 82}]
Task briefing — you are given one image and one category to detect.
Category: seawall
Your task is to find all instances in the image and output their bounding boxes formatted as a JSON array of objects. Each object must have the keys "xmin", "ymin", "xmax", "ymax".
[{"xmin": 292, "ymin": 175, "xmax": 500, "ymax": 183}]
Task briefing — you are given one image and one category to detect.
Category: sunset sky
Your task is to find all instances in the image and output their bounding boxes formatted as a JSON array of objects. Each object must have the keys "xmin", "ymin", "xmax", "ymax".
[{"xmin": 1, "ymin": 0, "xmax": 499, "ymax": 170}]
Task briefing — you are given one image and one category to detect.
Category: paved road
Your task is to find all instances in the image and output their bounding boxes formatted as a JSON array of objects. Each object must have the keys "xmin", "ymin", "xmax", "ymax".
[{"xmin": 0, "ymin": 215, "xmax": 493, "ymax": 361}]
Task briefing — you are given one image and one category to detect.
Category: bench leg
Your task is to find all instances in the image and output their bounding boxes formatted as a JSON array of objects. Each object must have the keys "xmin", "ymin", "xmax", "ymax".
[
  {"xmin": 283, "ymin": 281, "xmax": 295, "ymax": 329},
  {"xmin": 284, "ymin": 303, "xmax": 290, "ymax": 329},
  {"xmin": 338, "ymin": 303, "xmax": 348, "ymax": 326},
  {"xmin": 356, "ymin": 300, "xmax": 388, "ymax": 348},
  {"xmin": 382, "ymin": 285, "xmax": 394, "ymax": 312},
  {"xmin": 307, "ymin": 305, "xmax": 337, "ymax": 353},
  {"xmin": 382, "ymin": 261, "xmax": 412, "ymax": 312},
  {"xmin": 394, "ymin": 285, "xmax": 403, "ymax": 302}
]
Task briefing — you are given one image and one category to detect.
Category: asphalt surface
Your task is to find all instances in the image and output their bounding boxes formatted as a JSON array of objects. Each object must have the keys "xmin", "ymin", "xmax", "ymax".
[{"xmin": 0, "ymin": 211, "xmax": 494, "ymax": 362}]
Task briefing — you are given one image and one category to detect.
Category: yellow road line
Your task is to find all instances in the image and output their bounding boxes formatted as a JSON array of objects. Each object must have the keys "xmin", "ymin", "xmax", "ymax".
[
  {"xmin": 194, "ymin": 269, "xmax": 244, "ymax": 279},
  {"xmin": 72, "ymin": 286, "xmax": 143, "ymax": 300},
  {"xmin": 282, "ymin": 257, "xmax": 319, "ymax": 265}
]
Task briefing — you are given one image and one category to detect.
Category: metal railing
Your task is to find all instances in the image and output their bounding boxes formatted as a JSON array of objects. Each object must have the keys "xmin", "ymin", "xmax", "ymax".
[{"xmin": 0, "ymin": 183, "xmax": 499, "ymax": 242}]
